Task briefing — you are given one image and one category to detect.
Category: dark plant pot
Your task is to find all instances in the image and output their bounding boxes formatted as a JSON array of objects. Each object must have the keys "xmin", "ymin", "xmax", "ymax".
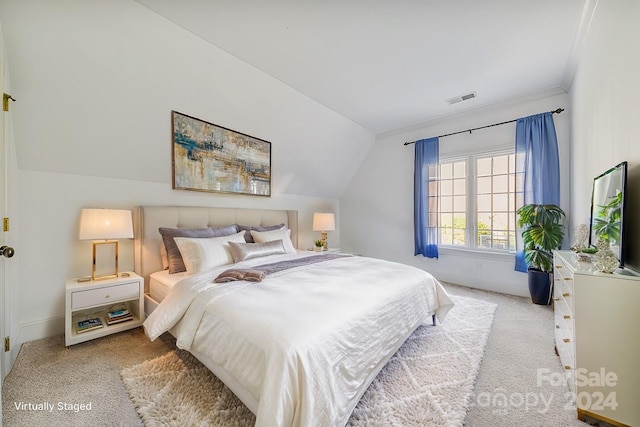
[{"xmin": 528, "ymin": 268, "xmax": 553, "ymax": 305}]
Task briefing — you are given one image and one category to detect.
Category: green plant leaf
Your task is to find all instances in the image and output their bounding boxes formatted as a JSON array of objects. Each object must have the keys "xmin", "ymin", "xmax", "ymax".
[{"xmin": 517, "ymin": 204, "xmax": 566, "ymax": 272}]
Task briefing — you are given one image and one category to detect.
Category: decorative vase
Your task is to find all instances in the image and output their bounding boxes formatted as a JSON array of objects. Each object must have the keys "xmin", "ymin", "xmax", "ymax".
[
  {"xmin": 570, "ymin": 224, "xmax": 592, "ymax": 262},
  {"xmin": 592, "ymin": 237, "xmax": 618, "ymax": 273},
  {"xmin": 314, "ymin": 246, "xmax": 322, "ymax": 252}
]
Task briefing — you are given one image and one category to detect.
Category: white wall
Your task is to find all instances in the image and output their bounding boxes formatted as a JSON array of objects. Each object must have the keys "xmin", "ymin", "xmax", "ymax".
[
  {"xmin": 0, "ymin": 0, "xmax": 373, "ymax": 356},
  {"xmin": 0, "ymin": 0, "xmax": 374, "ymax": 199},
  {"xmin": 16, "ymin": 170, "xmax": 338, "ymax": 344},
  {"xmin": 569, "ymin": 0, "xmax": 640, "ymax": 261},
  {"xmin": 341, "ymin": 91, "xmax": 571, "ymax": 297}
]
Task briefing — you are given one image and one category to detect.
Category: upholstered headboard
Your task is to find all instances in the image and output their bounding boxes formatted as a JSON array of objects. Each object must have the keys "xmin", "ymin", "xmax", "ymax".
[{"xmin": 133, "ymin": 206, "xmax": 298, "ymax": 293}]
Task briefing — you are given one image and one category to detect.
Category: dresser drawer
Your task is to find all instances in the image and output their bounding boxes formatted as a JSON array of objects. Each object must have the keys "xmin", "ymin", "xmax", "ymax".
[
  {"xmin": 554, "ymin": 277, "xmax": 574, "ymax": 312},
  {"xmin": 71, "ymin": 281, "xmax": 140, "ymax": 309}
]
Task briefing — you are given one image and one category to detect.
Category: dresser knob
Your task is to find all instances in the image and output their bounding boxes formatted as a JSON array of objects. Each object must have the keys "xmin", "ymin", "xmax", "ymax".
[
  {"xmin": 564, "ymin": 365, "xmax": 572, "ymax": 370},
  {"xmin": 562, "ymin": 292, "xmax": 570, "ymax": 297},
  {"xmin": 105, "ymin": 295, "xmax": 110, "ymax": 299},
  {"xmin": 564, "ymin": 278, "xmax": 572, "ymax": 281},
  {"xmin": 563, "ymin": 315, "xmax": 571, "ymax": 319},
  {"xmin": 563, "ymin": 338, "xmax": 571, "ymax": 343}
]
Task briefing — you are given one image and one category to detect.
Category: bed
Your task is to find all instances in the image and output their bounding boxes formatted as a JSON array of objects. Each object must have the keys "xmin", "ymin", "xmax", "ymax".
[{"xmin": 134, "ymin": 205, "xmax": 454, "ymax": 427}]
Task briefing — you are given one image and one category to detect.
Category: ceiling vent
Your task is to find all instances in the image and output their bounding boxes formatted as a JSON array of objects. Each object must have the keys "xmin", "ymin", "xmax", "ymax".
[{"xmin": 446, "ymin": 92, "xmax": 477, "ymax": 105}]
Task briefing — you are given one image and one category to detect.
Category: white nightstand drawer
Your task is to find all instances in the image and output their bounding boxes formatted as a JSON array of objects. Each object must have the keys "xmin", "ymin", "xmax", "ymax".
[{"xmin": 71, "ymin": 281, "xmax": 140, "ymax": 309}]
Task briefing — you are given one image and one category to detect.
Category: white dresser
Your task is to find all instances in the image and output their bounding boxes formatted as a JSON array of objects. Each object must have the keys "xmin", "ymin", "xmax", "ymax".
[{"xmin": 553, "ymin": 251, "xmax": 640, "ymax": 426}]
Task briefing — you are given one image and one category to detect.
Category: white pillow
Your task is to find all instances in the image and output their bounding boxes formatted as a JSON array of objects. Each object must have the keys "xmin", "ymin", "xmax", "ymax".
[
  {"xmin": 250, "ymin": 228, "xmax": 296, "ymax": 254},
  {"xmin": 228, "ymin": 240, "xmax": 286, "ymax": 263},
  {"xmin": 173, "ymin": 231, "xmax": 246, "ymax": 274}
]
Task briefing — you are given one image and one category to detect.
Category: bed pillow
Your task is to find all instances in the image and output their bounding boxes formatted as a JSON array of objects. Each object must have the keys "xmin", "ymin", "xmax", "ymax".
[
  {"xmin": 228, "ymin": 240, "xmax": 286, "ymax": 263},
  {"xmin": 250, "ymin": 228, "xmax": 297, "ymax": 254},
  {"xmin": 237, "ymin": 223, "xmax": 285, "ymax": 243},
  {"xmin": 160, "ymin": 243, "xmax": 169, "ymax": 270},
  {"xmin": 159, "ymin": 225, "xmax": 238, "ymax": 274},
  {"xmin": 173, "ymin": 231, "xmax": 247, "ymax": 274}
]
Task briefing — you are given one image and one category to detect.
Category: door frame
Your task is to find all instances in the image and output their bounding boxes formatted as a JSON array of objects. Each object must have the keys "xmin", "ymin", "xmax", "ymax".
[{"xmin": 0, "ymin": 19, "xmax": 7, "ymax": 426}]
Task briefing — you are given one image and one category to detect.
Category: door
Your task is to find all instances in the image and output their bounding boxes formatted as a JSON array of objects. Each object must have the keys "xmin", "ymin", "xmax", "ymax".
[
  {"xmin": 0, "ymin": 19, "xmax": 7, "ymax": 387},
  {"xmin": 0, "ymin": 17, "xmax": 15, "ymax": 387},
  {"xmin": 0, "ymin": 16, "xmax": 19, "ymax": 395},
  {"xmin": 0, "ymin": 18, "xmax": 6, "ymax": 424}
]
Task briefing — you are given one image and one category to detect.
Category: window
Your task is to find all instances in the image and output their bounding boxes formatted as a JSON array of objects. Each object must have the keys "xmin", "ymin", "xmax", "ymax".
[
  {"xmin": 438, "ymin": 161, "xmax": 467, "ymax": 246},
  {"xmin": 437, "ymin": 150, "xmax": 522, "ymax": 252}
]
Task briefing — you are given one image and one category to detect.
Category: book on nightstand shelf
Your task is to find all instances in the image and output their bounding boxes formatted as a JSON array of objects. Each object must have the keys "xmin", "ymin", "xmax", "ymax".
[
  {"xmin": 76, "ymin": 317, "xmax": 104, "ymax": 334},
  {"xmin": 106, "ymin": 308, "xmax": 133, "ymax": 325}
]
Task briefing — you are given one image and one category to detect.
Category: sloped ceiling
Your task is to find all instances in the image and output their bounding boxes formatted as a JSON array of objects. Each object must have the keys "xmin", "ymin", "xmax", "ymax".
[
  {"xmin": 135, "ymin": 0, "xmax": 588, "ymax": 134},
  {"xmin": 1, "ymin": 0, "xmax": 589, "ymax": 199}
]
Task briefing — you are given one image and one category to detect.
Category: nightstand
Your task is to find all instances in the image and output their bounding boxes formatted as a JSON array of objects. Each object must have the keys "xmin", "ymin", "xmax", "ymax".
[
  {"xmin": 65, "ymin": 272, "xmax": 144, "ymax": 346},
  {"xmin": 305, "ymin": 248, "xmax": 342, "ymax": 253}
]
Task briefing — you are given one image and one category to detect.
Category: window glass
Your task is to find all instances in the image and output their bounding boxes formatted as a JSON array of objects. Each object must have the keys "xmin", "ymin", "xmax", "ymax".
[
  {"xmin": 435, "ymin": 150, "xmax": 522, "ymax": 252},
  {"xmin": 437, "ymin": 159, "xmax": 467, "ymax": 247}
]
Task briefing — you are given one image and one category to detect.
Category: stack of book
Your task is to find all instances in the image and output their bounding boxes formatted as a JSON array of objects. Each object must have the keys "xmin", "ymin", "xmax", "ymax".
[
  {"xmin": 76, "ymin": 317, "xmax": 103, "ymax": 334},
  {"xmin": 106, "ymin": 308, "xmax": 133, "ymax": 325}
]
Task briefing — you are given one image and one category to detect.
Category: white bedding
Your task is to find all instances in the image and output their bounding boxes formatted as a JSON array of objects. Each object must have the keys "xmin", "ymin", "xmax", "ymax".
[
  {"xmin": 149, "ymin": 270, "xmax": 187, "ymax": 302},
  {"xmin": 144, "ymin": 252, "xmax": 454, "ymax": 427}
]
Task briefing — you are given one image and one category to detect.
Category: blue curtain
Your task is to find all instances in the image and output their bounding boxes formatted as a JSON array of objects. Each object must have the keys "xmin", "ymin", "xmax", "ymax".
[
  {"xmin": 514, "ymin": 112, "xmax": 560, "ymax": 272},
  {"xmin": 414, "ymin": 137, "xmax": 439, "ymax": 258}
]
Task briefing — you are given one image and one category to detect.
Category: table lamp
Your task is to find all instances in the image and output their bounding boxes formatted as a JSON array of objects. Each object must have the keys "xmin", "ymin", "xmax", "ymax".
[
  {"xmin": 79, "ymin": 208, "xmax": 133, "ymax": 280},
  {"xmin": 312, "ymin": 213, "xmax": 335, "ymax": 251}
]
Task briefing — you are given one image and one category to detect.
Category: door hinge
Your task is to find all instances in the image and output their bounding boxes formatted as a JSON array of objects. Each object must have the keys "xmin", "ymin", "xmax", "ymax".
[
  {"xmin": 3, "ymin": 93, "xmax": 16, "ymax": 112},
  {"xmin": 3, "ymin": 217, "xmax": 9, "ymax": 232},
  {"xmin": 4, "ymin": 336, "xmax": 9, "ymax": 352}
]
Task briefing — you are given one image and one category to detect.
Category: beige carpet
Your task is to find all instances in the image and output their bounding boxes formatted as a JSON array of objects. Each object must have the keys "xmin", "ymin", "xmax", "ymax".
[{"xmin": 120, "ymin": 295, "xmax": 496, "ymax": 427}]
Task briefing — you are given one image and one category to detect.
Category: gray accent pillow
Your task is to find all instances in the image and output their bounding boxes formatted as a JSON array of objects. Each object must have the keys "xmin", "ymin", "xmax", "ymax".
[
  {"xmin": 159, "ymin": 225, "xmax": 238, "ymax": 273},
  {"xmin": 237, "ymin": 223, "xmax": 285, "ymax": 243},
  {"xmin": 228, "ymin": 239, "xmax": 286, "ymax": 263}
]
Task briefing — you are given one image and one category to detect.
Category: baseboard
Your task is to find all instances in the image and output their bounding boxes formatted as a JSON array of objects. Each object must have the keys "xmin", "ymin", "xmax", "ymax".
[
  {"xmin": 10, "ymin": 316, "xmax": 65, "ymax": 368},
  {"xmin": 436, "ymin": 270, "xmax": 529, "ymax": 298}
]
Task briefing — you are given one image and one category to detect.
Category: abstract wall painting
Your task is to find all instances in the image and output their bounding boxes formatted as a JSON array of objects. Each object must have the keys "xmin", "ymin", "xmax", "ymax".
[{"xmin": 171, "ymin": 111, "xmax": 271, "ymax": 196}]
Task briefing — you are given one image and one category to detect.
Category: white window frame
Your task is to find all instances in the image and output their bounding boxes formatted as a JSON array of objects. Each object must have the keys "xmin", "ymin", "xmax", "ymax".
[{"xmin": 438, "ymin": 146, "xmax": 520, "ymax": 254}]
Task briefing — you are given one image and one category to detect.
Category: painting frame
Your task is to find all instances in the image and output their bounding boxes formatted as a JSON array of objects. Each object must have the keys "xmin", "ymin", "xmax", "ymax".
[{"xmin": 171, "ymin": 111, "xmax": 271, "ymax": 197}]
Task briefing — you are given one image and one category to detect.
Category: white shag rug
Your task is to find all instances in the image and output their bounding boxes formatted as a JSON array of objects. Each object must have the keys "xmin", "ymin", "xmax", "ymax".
[{"xmin": 121, "ymin": 295, "xmax": 496, "ymax": 427}]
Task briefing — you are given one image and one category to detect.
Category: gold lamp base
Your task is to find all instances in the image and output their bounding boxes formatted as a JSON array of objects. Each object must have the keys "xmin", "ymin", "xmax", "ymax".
[{"xmin": 92, "ymin": 240, "xmax": 119, "ymax": 281}]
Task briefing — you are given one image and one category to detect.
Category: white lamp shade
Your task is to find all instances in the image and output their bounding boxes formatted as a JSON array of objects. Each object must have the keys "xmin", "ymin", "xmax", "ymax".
[
  {"xmin": 79, "ymin": 209, "xmax": 134, "ymax": 240},
  {"xmin": 312, "ymin": 213, "xmax": 335, "ymax": 231}
]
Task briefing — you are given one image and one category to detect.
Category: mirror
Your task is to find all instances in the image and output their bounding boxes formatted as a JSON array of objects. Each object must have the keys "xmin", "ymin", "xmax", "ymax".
[{"xmin": 589, "ymin": 161, "xmax": 627, "ymax": 264}]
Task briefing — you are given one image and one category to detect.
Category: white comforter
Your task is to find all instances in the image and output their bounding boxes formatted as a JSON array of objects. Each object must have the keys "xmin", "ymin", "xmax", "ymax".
[{"xmin": 144, "ymin": 253, "xmax": 454, "ymax": 427}]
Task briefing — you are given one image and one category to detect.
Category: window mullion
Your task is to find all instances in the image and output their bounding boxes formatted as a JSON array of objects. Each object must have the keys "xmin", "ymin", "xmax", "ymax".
[{"xmin": 468, "ymin": 156, "xmax": 475, "ymax": 249}]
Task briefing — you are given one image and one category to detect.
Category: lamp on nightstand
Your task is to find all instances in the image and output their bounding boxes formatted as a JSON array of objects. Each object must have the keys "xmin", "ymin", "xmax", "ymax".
[
  {"xmin": 79, "ymin": 208, "xmax": 133, "ymax": 280},
  {"xmin": 312, "ymin": 212, "xmax": 335, "ymax": 251}
]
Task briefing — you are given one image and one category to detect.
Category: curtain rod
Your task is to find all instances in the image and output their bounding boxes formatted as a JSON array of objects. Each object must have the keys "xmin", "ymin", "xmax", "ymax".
[{"xmin": 403, "ymin": 108, "xmax": 565, "ymax": 146}]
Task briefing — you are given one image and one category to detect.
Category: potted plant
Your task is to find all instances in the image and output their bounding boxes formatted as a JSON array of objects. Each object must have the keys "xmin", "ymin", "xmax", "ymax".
[
  {"xmin": 517, "ymin": 204, "xmax": 566, "ymax": 305},
  {"xmin": 314, "ymin": 240, "xmax": 324, "ymax": 252}
]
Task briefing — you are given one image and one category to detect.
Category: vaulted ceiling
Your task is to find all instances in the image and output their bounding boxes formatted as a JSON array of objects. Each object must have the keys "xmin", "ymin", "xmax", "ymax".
[
  {"xmin": 136, "ymin": 0, "xmax": 588, "ymax": 135},
  {"xmin": 0, "ymin": 0, "xmax": 590, "ymax": 199}
]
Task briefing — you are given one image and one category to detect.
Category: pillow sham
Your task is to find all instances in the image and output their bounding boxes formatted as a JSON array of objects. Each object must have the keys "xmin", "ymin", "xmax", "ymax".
[
  {"xmin": 173, "ymin": 231, "xmax": 246, "ymax": 274},
  {"xmin": 159, "ymin": 225, "xmax": 238, "ymax": 274},
  {"xmin": 228, "ymin": 239, "xmax": 286, "ymax": 263},
  {"xmin": 250, "ymin": 228, "xmax": 296, "ymax": 254},
  {"xmin": 237, "ymin": 223, "xmax": 285, "ymax": 243},
  {"xmin": 160, "ymin": 243, "xmax": 169, "ymax": 271}
]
